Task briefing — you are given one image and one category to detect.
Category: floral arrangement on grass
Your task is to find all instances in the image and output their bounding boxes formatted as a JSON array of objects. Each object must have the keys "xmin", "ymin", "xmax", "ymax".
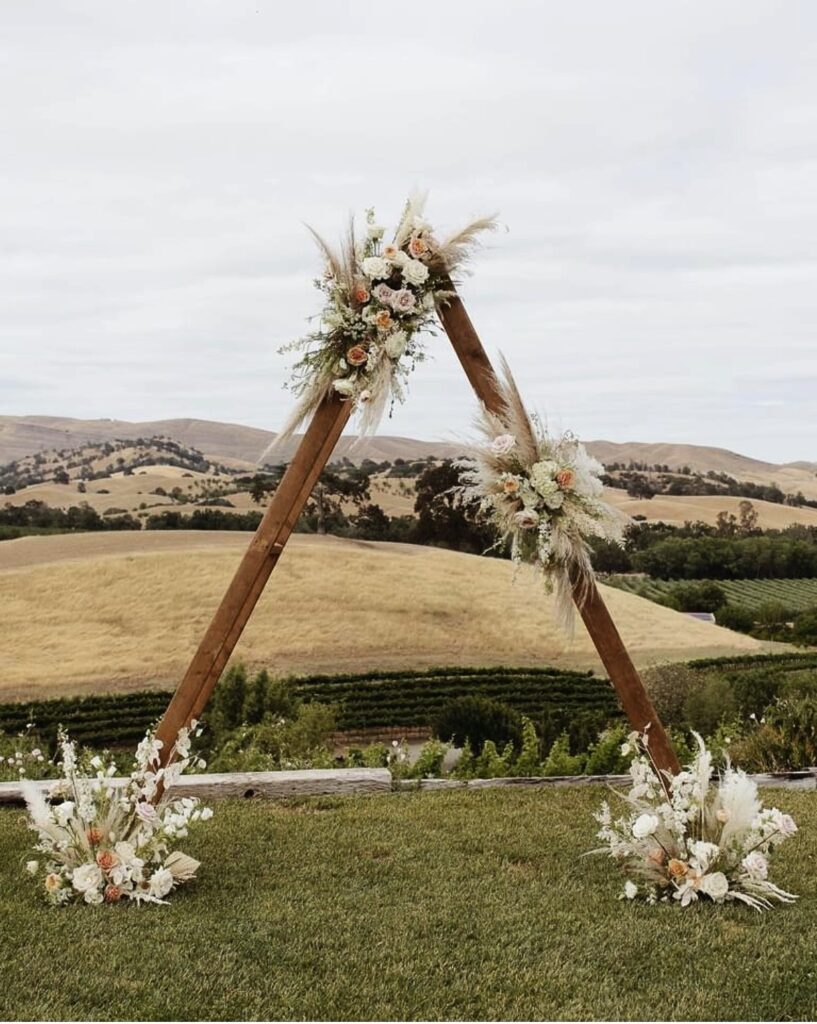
[
  {"xmin": 464, "ymin": 359, "xmax": 624, "ymax": 630},
  {"xmin": 272, "ymin": 194, "xmax": 494, "ymax": 445},
  {"xmin": 21, "ymin": 724, "xmax": 212, "ymax": 906},
  {"xmin": 593, "ymin": 730, "xmax": 798, "ymax": 910}
]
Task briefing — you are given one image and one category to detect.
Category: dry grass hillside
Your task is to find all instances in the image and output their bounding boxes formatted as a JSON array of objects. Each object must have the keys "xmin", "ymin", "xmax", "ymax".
[
  {"xmin": 2, "ymin": 415, "xmax": 813, "ymax": 497},
  {"xmin": 604, "ymin": 489, "xmax": 817, "ymax": 529},
  {"xmin": 0, "ymin": 531, "xmax": 772, "ymax": 701}
]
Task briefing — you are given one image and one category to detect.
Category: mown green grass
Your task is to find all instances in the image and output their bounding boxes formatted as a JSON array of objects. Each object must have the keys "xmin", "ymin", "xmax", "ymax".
[{"xmin": 1, "ymin": 787, "xmax": 816, "ymax": 1021}]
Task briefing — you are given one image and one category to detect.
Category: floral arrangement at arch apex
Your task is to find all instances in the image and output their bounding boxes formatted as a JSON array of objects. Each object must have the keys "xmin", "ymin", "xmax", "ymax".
[
  {"xmin": 593, "ymin": 730, "xmax": 798, "ymax": 910},
  {"xmin": 21, "ymin": 724, "xmax": 212, "ymax": 906},
  {"xmin": 273, "ymin": 194, "xmax": 495, "ymax": 444}
]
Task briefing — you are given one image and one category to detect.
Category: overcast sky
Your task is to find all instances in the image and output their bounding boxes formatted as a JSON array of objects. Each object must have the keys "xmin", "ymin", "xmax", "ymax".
[{"xmin": 2, "ymin": 1, "xmax": 815, "ymax": 463}]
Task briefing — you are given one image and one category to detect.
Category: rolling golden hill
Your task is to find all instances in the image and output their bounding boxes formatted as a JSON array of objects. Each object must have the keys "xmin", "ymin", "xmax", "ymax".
[{"xmin": 0, "ymin": 531, "xmax": 774, "ymax": 702}]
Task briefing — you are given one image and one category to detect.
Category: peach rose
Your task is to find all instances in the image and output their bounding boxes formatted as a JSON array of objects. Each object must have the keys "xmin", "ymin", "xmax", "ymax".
[
  {"xmin": 408, "ymin": 236, "xmax": 429, "ymax": 258},
  {"xmin": 104, "ymin": 884, "xmax": 123, "ymax": 903},
  {"xmin": 647, "ymin": 847, "xmax": 666, "ymax": 866},
  {"xmin": 352, "ymin": 283, "xmax": 369, "ymax": 304},
  {"xmin": 383, "ymin": 244, "xmax": 399, "ymax": 260},
  {"xmin": 86, "ymin": 827, "xmax": 103, "ymax": 846},
  {"xmin": 44, "ymin": 872, "xmax": 62, "ymax": 893},
  {"xmin": 346, "ymin": 346, "xmax": 368, "ymax": 367},
  {"xmin": 96, "ymin": 849, "xmax": 119, "ymax": 872},
  {"xmin": 502, "ymin": 477, "xmax": 521, "ymax": 495},
  {"xmin": 375, "ymin": 310, "xmax": 392, "ymax": 330},
  {"xmin": 667, "ymin": 858, "xmax": 688, "ymax": 878},
  {"xmin": 555, "ymin": 468, "xmax": 576, "ymax": 489}
]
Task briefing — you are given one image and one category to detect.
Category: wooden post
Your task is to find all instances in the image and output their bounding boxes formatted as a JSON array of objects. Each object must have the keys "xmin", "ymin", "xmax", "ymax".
[
  {"xmin": 436, "ymin": 287, "xmax": 680, "ymax": 774},
  {"xmin": 153, "ymin": 392, "xmax": 352, "ymax": 776}
]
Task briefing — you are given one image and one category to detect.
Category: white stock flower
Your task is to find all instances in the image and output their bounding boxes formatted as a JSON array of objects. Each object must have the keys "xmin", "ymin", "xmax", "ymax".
[
  {"xmin": 490, "ymin": 434, "xmax": 517, "ymax": 456},
  {"xmin": 698, "ymin": 871, "xmax": 729, "ymax": 901},
  {"xmin": 72, "ymin": 862, "xmax": 104, "ymax": 893},
  {"xmin": 149, "ymin": 867, "xmax": 174, "ymax": 899},
  {"xmin": 332, "ymin": 378, "xmax": 356, "ymax": 397},
  {"xmin": 361, "ymin": 256, "xmax": 391, "ymax": 280},
  {"xmin": 384, "ymin": 330, "xmax": 407, "ymax": 359},
  {"xmin": 367, "ymin": 223, "xmax": 385, "ymax": 240},
  {"xmin": 632, "ymin": 813, "xmax": 659, "ymax": 839},
  {"xmin": 53, "ymin": 801, "xmax": 75, "ymax": 826},
  {"xmin": 742, "ymin": 851, "xmax": 769, "ymax": 880},
  {"xmin": 400, "ymin": 258, "xmax": 429, "ymax": 286}
]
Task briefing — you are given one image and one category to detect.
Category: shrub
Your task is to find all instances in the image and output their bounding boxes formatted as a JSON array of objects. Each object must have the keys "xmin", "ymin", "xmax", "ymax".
[
  {"xmin": 727, "ymin": 696, "xmax": 817, "ymax": 772},
  {"xmin": 682, "ymin": 675, "xmax": 737, "ymax": 735},
  {"xmin": 513, "ymin": 717, "xmax": 543, "ymax": 776},
  {"xmin": 583, "ymin": 725, "xmax": 632, "ymax": 775},
  {"xmin": 451, "ymin": 740, "xmax": 476, "ymax": 780},
  {"xmin": 716, "ymin": 604, "xmax": 755, "ymax": 633},
  {"xmin": 542, "ymin": 733, "xmax": 586, "ymax": 777},
  {"xmin": 641, "ymin": 663, "xmax": 717, "ymax": 727},
  {"xmin": 433, "ymin": 696, "xmax": 522, "ymax": 752},
  {"xmin": 792, "ymin": 608, "xmax": 817, "ymax": 646},
  {"xmin": 672, "ymin": 581, "xmax": 727, "ymax": 613},
  {"xmin": 473, "ymin": 740, "xmax": 511, "ymax": 779},
  {"xmin": 410, "ymin": 739, "xmax": 448, "ymax": 779}
]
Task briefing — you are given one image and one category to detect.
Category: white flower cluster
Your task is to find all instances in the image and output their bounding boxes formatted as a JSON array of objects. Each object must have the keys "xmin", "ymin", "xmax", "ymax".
[
  {"xmin": 593, "ymin": 732, "xmax": 798, "ymax": 911},
  {"xmin": 465, "ymin": 413, "xmax": 623, "ymax": 632},
  {"xmin": 22, "ymin": 725, "xmax": 213, "ymax": 906}
]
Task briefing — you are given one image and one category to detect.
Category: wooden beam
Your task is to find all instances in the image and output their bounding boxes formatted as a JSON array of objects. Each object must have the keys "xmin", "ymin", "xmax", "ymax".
[
  {"xmin": 436, "ymin": 288, "xmax": 681, "ymax": 775},
  {"xmin": 153, "ymin": 392, "xmax": 352, "ymax": 774}
]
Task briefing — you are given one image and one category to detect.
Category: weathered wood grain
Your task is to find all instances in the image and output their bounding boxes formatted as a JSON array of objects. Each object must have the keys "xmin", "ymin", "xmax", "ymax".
[{"xmin": 0, "ymin": 768, "xmax": 392, "ymax": 806}]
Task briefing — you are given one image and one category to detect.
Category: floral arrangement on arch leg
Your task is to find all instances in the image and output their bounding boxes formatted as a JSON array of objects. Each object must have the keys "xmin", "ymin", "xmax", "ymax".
[
  {"xmin": 270, "ymin": 194, "xmax": 495, "ymax": 448},
  {"xmin": 592, "ymin": 731, "xmax": 798, "ymax": 910},
  {"xmin": 463, "ymin": 358, "xmax": 625, "ymax": 631},
  {"xmin": 21, "ymin": 724, "xmax": 212, "ymax": 905}
]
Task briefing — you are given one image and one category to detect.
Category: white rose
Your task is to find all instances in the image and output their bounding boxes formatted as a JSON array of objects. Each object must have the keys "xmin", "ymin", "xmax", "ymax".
[
  {"xmin": 632, "ymin": 813, "xmax": 659, "ymax": 839},
  {"xmin": 135, "ymin": 801, "xmax": 159, "ymax": 826},
  {"xmin": 689, "ymin": 840, "xmax": 721, "ymax": 874},
  {"xmin": 332, "ymin": 378, "xmax": 356, "ymax": 397},
  {"xmin": 490, "ymin": 434, "xmax": 517, "ymax": 456},
  {"xmin": 149, "ymin": 867, "xmax": 175, "ymax": 899},
  {"xmin": 200, "ymin": 806, "xmax": 214, "ymax": 821},
  {"xmin": 741, "ymin": 851, "xmax": 768, "ymax": 880},
  {"xmin": 72, "ymin": 862, "xmax": 104, "ymax": 893},
  {"xmin": 623, "ymin": 880, "xmax": 638, "ymax": 900},
  {"xmin": 53, "ymin": 801, "xmax": 75, "ymax": 826},
  {"xmin": 400, "ymin": 258, "xmax": 429, "ymax": 286},
  {"xmin": 384, "ymin": 330, "xmax": 407, "ymax": 359},
  {"xmin": 777, "ymin": 812, "xmax": 798, "ymax": 837},
  {"xmin": 25, "ymin": 860, "xmax": 39, "ymax": 875},
  {"xmin": 361, "ymin": 256, "xmax": 391, "ymax": 280},
  {"xmin": 698, "ymin": 871, "xmax": 729, "ymax": 901}
]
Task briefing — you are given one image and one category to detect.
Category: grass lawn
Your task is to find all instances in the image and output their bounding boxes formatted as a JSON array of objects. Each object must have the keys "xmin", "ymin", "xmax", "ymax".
[{"xmin": 1, "ymin": 786, "xmax": 815, "ymax": 1021}]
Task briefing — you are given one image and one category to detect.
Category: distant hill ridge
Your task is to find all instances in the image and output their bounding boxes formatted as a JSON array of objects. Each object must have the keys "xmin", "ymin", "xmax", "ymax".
[{"xmin": 0, "ymin": 414, "xmax": 815, "ymax": 497}]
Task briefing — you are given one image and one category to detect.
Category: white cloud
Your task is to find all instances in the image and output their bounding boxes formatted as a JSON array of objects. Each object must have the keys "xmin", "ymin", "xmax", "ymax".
[{"xmin": 1, "ymin": 0, "xmax": 815, "ymax": 462}]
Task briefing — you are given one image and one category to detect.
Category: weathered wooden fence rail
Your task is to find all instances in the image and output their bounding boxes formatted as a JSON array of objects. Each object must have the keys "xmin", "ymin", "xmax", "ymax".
[{"xmin": 2, "ymin": 767, "xmax": 816, "ymax": 806}]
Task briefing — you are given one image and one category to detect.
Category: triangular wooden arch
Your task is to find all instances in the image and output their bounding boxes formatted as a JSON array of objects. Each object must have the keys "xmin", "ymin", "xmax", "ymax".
[{"xmin": 153, "ymin": 280, "xmax": 680, "ymax": 783}]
